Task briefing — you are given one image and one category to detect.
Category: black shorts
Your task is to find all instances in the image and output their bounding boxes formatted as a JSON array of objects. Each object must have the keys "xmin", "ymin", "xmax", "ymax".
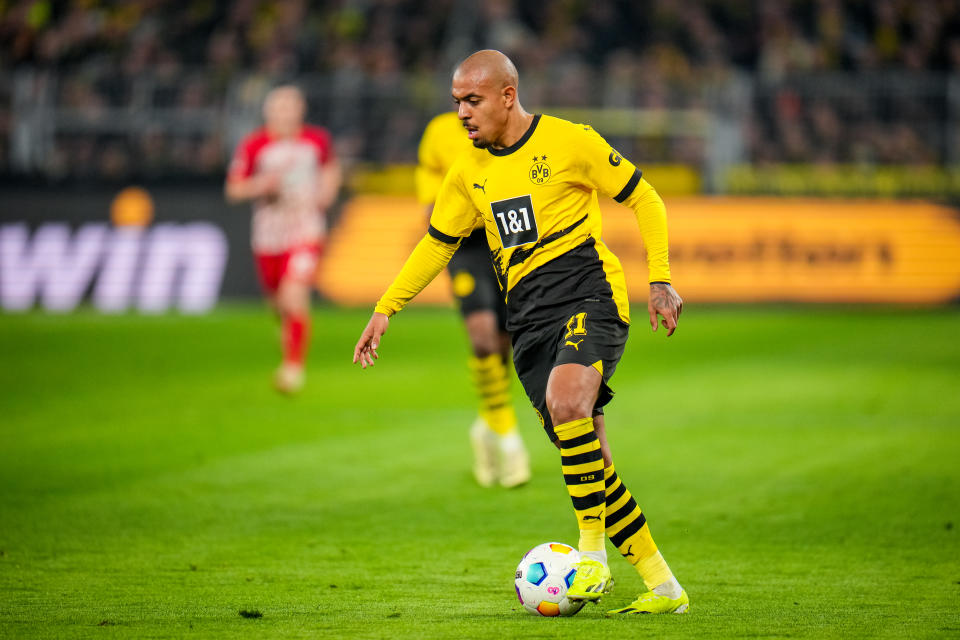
[
  {"xmin": 511, "ymin": 297, "xmax": 629, "ymax": 441},
  {"xmin": 448, "ymin": 229, "xmax": 507, "ymax": 332}
]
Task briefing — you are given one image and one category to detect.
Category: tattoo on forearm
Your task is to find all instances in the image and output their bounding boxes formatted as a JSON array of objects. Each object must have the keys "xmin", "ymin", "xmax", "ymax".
[{"xmin": 650, "ymin": 283, "xmax": 673, "ymax": 309}]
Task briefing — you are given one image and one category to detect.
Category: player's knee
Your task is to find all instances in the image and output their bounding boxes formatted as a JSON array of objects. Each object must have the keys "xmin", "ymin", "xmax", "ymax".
[
  {"xmin": 468, "ymin": 333, "xmax": 499, "ymax": 358},
  {"xmin": 277, "ymin": 296, "xmax": 300, "ymax": 316},
  {"xmin": 464, "ymin": 311, "xmax": 499, "ymax": 357},
  {"xmin": 277, "ymin": 283, "xmax": 309, "ymax": 316},
  {"xmin": 545, "ymin": 393, "xmax": 592, "ymax": 426}
]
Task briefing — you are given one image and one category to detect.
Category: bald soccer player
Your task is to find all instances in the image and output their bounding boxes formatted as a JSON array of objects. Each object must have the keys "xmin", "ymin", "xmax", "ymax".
[
  {"xmin": 353, "ymin": 51, "xmax": 688, "ymax": 614},
  {"xmin": 417, "ymin": 112, "xmax": 530, "ymax": 488},
  {"xmin": 227, "ymin": 86, "xmax": 342, "ymax": 393}
]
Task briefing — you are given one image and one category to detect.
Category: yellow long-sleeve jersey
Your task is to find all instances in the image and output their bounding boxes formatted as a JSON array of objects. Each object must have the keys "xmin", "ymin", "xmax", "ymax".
[{"xmin": 376, "ymin": 114, "xmax": 671, "ymax": 330}]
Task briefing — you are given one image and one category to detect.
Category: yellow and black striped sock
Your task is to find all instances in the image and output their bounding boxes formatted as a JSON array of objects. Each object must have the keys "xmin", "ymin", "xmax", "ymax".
[
  {"xmin": 556, "ymin": 417, "xmax": 606, "ymax": 554},
  {"xmin": 469, "ymin": 354, "xmax": 517, "ymax": 436},
  {"xmin": 604, "ymin": 464, "xmax": 674, "ymax": 589}
]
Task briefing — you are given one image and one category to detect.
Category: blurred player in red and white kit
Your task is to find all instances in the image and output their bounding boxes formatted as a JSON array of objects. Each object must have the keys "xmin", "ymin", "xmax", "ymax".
[{"xmin": 226, "ymin": 85, "xmax": 342, "ymax": 393}]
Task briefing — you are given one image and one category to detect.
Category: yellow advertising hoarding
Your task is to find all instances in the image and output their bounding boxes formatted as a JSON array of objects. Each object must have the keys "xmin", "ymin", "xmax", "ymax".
[
  {"xmin": 318, "ymin": 196, "xmax": 452, "ymax": 306},
  {"xmin": 318, "ymin": 196, "xmax": 960, "ymax": 305}
]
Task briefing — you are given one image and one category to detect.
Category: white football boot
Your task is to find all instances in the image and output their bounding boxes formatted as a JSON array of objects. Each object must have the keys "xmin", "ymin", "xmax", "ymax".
[
  {"xmin": 469, "ymin": 417, "xmax": 498, "ymax": 487},
  {"xmin": 274, "ymin": 362, "xmax": 305, "ymax": 395},
  {"xmin": 498, "ymin": 432, "xmax": 531, "ymax": 488}
]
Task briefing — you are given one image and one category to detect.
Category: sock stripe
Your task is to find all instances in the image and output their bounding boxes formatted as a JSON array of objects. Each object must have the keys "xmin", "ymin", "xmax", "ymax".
[
  {"xmin": 480, "ymin": 393, "xmax": 510, "ymax": 406},
  {"xmin": 475, "ymin": 372, "xmax": 508, "ymax": 385},
  {"xmin": 568, "ymin": 481, "xmax": 606, "ymax": 497},
  {"xmin": 606, "ymin": 480, "xmax": 626, "ymax": 506},
  {"xmin": 609, "ymin": 511, "xmax": 647, "ymax": 548},
  {"xmin": 476, "ymin": 382, "xmax": 507, "ymax": 393},
  {"xmin": 472, "ymin": 363, "xmax": 504, "ymax": 373},
  {"xmin": 558, "ymin": 431, "xmax": 597, "ymax": 448},
  {"xmin": 606, "ymin": 497, "xmax": 639, "ymax": 528},
  {"xmin": 605, "ymin": 471, "xmax": 619, "ymax": 488},
  {"xmin": 562, "ymin": 460, "xmax": 604, "ymax": 476},
  {"xmin": 469, "ymin": 354, "xmax": 502, "ymax": 369},
  {"xmin": 562, "ymin": 443, "xmax": 602, "ymax": 458},
  {"xmin": 606, "ymin": 489, "xmax": 633, "ymax": 516},
  {"xmin": 570, "ymin": 490, "xmax": 607, "ymax": 511},
  {"xmin": 561, "ymin": 448, "xmax": 604, "ymax": 467},
  {"xmin": 607, "ymin": 505, "xmax": 642, "ymax": 536},
  {"xmin": 476, "ymin": 378, "xmax": 509, "ymax": 390}
]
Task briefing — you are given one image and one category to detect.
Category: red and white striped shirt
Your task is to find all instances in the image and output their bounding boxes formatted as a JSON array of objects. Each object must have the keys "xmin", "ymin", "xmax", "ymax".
[{"xmin": 228, "ymin": 125, "xmax": 336, "ymax": 253}]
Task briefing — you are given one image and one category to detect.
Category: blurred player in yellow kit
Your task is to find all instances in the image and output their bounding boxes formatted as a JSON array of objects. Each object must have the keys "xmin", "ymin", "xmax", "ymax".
[
  {"xmin": 416, "ymin": 112, "xmax": 530, "ymax": 488},
  {"xmin": 354, "ymin": 50, "xmax": 688, "ymax": 615}
]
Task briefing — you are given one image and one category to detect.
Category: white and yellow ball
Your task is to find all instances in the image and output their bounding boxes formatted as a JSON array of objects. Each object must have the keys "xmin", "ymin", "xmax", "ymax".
[{"xmin": 514, "ymin": 542, "xmax": 585, "ymax": 617}]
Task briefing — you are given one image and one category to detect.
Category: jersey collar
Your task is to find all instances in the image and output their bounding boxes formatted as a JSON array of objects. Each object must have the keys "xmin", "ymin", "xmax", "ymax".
[{"xmin": 487, "ymin": 114, "xmax": 541, "ymax": 157}]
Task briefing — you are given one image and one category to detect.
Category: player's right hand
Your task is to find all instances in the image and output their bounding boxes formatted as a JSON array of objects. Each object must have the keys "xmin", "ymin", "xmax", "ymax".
[
  {"xmin": 256, "ymin": 172, "xmax": 282, "ymax": 199},
  {"xmin": 353, "ymin": 312, "xmax": 389, "ymax": 369}
]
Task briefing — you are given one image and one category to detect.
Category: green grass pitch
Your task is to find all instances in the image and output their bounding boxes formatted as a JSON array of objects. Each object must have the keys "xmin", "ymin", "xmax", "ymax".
[{"xmin": 1, "ymin": 305, "xmax": 958, "ymax": 639}]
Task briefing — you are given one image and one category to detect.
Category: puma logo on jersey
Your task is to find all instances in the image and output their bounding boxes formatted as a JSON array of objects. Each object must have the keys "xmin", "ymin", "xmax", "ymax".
[
  {"xmin": 472, "ymin": 179, "xmax": 487, "ymax": 193},
  {"xmin": 565, "ymin": 339, "xmax": 584, "ymax": 350},
  {"xmin": 582, "ymin": 512, "xmax": 603, "ymax": 522}
]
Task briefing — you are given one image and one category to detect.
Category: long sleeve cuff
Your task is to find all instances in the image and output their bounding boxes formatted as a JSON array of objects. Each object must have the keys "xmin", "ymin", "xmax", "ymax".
[
  {"xmin": 374, "ymin": 233, "xmax": 460, "ymax": 317},
  {"xmin": 620, "ymin": 177, "xmax": 671, "ymax": 283}
]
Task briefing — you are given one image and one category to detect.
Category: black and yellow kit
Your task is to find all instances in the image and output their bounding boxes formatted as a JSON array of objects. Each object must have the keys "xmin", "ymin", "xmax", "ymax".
[
  {"xmin": 421, "ymin": 114, "xmax": 669, "ymax": 330},
  {"xmin": 416, "ymin": 112, "xmax": 507, "ymax": 329},
  {"xmin": 378, "ymin": 113, "xmax": 677, "ymax": 581},
  {"xmin": 376, "ymin": 114, "xmax": 671, "ymax": 432}
]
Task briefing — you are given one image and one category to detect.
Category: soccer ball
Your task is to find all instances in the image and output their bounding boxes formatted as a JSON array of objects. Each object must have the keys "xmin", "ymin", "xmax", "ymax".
[{"xmin": 514, "ymin": 542, "xmax": 585, "ymax": 617}]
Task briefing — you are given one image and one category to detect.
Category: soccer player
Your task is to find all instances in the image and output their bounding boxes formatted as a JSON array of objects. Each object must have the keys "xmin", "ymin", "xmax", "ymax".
[
  {"xmin": 416, "ymin": 112, "xmax": 531, "ymax": 488},
  {"xmin": 226, "ymin": 85, "xmax": 341, "ymax": 394},
  {"xmin": 353, "ymin": 50, "xmax": 688, "ymax": 614}
]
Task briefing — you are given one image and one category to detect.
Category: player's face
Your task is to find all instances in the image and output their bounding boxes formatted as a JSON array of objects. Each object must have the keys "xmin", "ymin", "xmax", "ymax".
[
  {"xmin": 263, "ymin": 88, "xmax": 306, "ymax": 137},
  {"xmin": 452, "ymin": 71, "xmax": 509, "ymax": 150}
]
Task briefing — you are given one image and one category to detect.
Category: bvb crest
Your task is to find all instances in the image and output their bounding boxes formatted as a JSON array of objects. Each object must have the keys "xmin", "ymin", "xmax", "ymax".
[{"xmin": 529, "ymin": 154, "xmax": 551, "ymax": 184}]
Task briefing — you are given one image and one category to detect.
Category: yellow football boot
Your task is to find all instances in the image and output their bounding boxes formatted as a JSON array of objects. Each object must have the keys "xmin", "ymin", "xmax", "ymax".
[
  {"xmin": 606, "ymin": 589, "xmax": 689, "ymax": 615},
  {"xmin": 566, "ymin": 558, "xmax": 614, "ymax": 602}
]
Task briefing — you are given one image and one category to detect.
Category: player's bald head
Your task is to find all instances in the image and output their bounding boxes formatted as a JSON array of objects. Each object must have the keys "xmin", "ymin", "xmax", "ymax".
[
  {"xmin": 452, "ymin": 50, "xmax": 529, "ymax": 150},
  {"xmin": 453, "ymin": 49, "xmax": 519, "ymax": 91}
]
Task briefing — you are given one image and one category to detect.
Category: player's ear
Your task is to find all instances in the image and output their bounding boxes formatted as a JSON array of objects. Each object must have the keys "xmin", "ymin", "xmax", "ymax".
[{"xmin": 502, "ymin": 86, "xmax": 517, "ymax": 108}]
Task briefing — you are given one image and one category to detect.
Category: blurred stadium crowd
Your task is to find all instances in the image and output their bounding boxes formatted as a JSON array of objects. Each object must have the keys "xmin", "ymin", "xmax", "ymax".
[{"xmin": 1, "ymin": 0, "xmax": 958, "ymax": 182}]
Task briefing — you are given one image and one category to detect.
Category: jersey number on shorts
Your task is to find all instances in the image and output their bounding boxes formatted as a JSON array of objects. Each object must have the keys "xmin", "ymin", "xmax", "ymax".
[
  {"xmin": 490, "ymin": 195, "xmax": 538, "ymax": 248},
  {"xmin": 565, "ymin": 312, "xmax": 587, "ymax": 339}
]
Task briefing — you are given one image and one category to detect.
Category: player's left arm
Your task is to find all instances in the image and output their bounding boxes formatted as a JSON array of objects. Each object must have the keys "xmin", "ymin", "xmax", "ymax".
[
  {"xmin": 316, "ymin": 157, "xmax": 342, "ymax": 211},
  {"xmin": 311, "ymin": 127, "xmax": 343, "ymax": 211},
  {"xmin": 619, "ymin": 178, "xmax": 682, "ymax": 336},
  {"xmin": 578, "ymin": 126, "xmax": 682, "ymax": 336}
]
